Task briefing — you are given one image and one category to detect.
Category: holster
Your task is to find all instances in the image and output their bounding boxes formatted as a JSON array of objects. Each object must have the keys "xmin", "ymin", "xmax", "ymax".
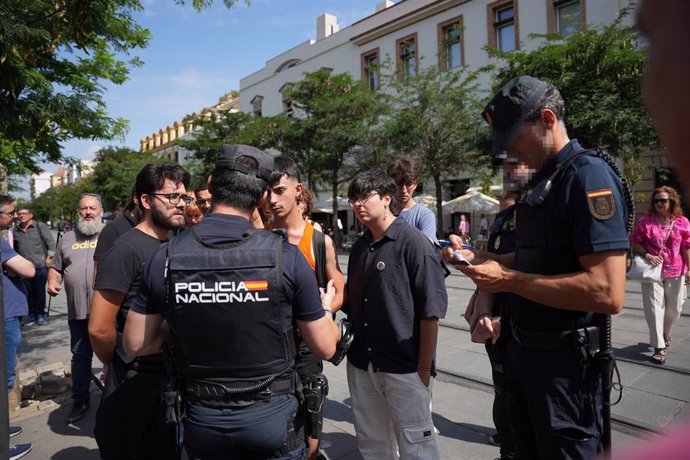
[{"xmin": 305, "ymin": 373, "xmax": 329, "ymax": 439}]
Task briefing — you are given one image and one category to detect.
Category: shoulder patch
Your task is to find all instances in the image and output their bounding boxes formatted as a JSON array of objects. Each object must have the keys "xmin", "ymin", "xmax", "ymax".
[{"xmin": 586, "ymin": 188, "xmax": 616, "ymax": 220}]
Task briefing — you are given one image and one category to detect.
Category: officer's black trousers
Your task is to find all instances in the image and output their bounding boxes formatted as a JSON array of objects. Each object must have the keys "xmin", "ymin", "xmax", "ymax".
[
  {"xmin": 505, "ymin": 339, "xmax": 603, "ymax": 460},
  {"xmin": 486, "ymin": 341, "xmax": 515, "ymax": 459},
  {"xmin": 183, "ymin": 394, "xmax": 304, "ymax": 460}
]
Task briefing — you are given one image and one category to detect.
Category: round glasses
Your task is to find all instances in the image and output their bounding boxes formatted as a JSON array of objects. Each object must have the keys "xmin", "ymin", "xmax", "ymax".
[{"xmin": 348, "ymin": 192, "xmax": 379, "ymax": 207}]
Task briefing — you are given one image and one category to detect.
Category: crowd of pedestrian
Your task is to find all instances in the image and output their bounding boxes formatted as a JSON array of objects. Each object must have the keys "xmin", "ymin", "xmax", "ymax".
[{"xmin": 3, "ymin": 3, "xmax": 690, "ymax": 457}]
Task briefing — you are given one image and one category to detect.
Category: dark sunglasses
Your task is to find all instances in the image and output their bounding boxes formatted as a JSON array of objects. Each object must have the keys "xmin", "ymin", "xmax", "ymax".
[{"xmin": 653, "ymin": 198, "xmax": 670, "ymax": 204}]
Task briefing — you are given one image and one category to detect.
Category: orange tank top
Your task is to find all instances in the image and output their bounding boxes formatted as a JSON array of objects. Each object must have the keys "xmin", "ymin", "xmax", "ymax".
[{"xmin": 297, "ymin": 222, "xmax": 316, "ymax": 270}]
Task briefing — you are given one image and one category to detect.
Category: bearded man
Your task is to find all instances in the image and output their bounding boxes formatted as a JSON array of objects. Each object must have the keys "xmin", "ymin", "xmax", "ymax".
[{"xmin": 48, "ymin": 193, "xmax": 104, "ymax": 423}]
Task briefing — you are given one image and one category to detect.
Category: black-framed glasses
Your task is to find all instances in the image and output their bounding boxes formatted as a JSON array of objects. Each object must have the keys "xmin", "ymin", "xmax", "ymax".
[
  {"xmin": 152, "ymin": 193, "xmax": 193, "ymax": 206},
  {"xmin": 348, "ymin": 192, "xmax": 379, "ymax": 207},
  {"xmin": 653, "ymin": 198, "xmax": 670, "ymax": 204},
  {"xmin": 0, "ymin": 209, "xmax": 17, "ymax": 216}
]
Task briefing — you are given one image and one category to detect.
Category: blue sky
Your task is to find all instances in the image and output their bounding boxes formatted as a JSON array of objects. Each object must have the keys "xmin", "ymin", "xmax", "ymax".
[{"xmin": 50, "ymin": 0, "xmax": 388, "ymax": 172}]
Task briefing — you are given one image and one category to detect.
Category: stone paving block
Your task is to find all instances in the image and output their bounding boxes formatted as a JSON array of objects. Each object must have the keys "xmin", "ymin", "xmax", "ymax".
[
  {"xmin": 613, "ymin": 387, "xmax": 684, "ymax": 429},
  {"xmin": 631, "ymin": 368, "xmax": 690, "ymax": 403}
]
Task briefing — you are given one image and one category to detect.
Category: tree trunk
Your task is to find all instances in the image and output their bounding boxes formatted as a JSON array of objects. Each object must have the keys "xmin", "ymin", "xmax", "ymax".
[
  {"xmin": 0, "ymin": 164, "xmax": 8, "ymax": 195},
  {"xmin": 434, "ymin": 173, "xmax": 444, "ymax": 238}
]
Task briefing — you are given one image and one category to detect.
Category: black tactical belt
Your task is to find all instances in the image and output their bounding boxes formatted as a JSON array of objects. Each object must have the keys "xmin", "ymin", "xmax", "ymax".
[
  {"xmin": 185, "ymin": 377, "xmax": 294, "ymax": 405},
  {"xmin": 511, "ymin": 323, "xmax": 598, "ymax": 351}
]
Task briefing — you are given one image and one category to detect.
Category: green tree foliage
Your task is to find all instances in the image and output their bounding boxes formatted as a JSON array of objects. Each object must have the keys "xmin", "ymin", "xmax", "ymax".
[
  {"xmin": 80, "ymin": 146, "xmax": 164, "ymax": 211},
  {"xmin": 379, "ymin": 64, "xmax": 489, "ymax": 232},
  {"xmin": 25, "ymin": 182, "xmax": 83, "ymax": 223},
  {"xmin": 284, "ymin": 69, "xmax": 386, "ymax": 217},
  {"xmin": 177, "ymin": 109, "xmax": 250, "ymax": 183},
  {"xmin": 490, "ymin": 7, "xmax": 659, "ymax": 161},
  {"xmin": 0, "ymin": 0, "xmax": 152, "ymax": 175},
  {"xmin": 175, "ymin": 0, "xmax": 247, "ymax": 12}
]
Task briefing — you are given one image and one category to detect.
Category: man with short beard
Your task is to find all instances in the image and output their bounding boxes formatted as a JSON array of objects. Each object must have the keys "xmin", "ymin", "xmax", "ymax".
[
  {"xmin": 48, "ymin": 193, "xmax": 104, "ymax": 423},
  {"xmin": 88, "ymin": 163, "xmax": 191, "ymax": 460}
]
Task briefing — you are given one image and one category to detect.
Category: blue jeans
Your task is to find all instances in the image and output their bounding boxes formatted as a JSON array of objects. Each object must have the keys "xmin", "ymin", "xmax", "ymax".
[
  {"xmin": 24, "ymin": 266, "xmax": 47, "ymax": 317},
  {"xmin": 5, "ymin": 317, "xmax": 21, "ymax": 391},
  {"xmin": 184, "ymin": 394, "xmax": 304, "ymax": 460},
  {"xmin": 68, "ymin": 319, "xmax": 94, "ymax": 402}
]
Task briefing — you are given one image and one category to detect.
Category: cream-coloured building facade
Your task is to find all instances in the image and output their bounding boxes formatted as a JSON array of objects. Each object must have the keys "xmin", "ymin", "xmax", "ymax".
[
  {"xmin": 139, "ymin": 93, "xmax": 240, "ymax": 164},
  {"xmin": 240, "ymin": 0, "xmax": 634, "ymax": 117},
  {"xmin": 239, "ymin": 0, "xmax": 639, "ymax": 232}
]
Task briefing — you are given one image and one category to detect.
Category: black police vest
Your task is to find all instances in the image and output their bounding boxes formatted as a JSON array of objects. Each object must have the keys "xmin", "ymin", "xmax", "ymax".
[
  {"xmin": 511, "ymin": 150, "xmax": 624, "ymax": 331},
  {"xmin": 164, "ymin": 228, "xmax": 294, "ymax": 383}
]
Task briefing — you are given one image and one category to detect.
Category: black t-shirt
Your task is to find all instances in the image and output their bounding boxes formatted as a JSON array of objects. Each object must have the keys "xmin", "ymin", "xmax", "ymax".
[
  {"xmin": 93, "ymin": 212, "xmax": 138, "ymax": 261},
  {"xmin": 95, "ymin": 228, "xmax": 163, "ymax": 329}
]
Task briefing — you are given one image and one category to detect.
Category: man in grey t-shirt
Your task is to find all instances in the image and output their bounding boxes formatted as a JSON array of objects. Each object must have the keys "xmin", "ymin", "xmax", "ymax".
[{"xmin": 48, "ymin": 194, "xmax": 103, "ymax": 423}]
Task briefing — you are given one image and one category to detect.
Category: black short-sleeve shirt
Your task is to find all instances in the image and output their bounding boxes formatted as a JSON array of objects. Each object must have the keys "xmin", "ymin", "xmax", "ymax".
[
  {"xmin": 93, "ymin": 212, "xmax": 138, "ymax": 262},
  {"xmin": 512, "ymin": 139, "xmax": 630, "ymax": 331},
  {"xmin": 344, "ymin": 218, "xmax": 448, "ymax": 374},
  {"xmin": 130, "ymin": 214, "xmax": 324, "ymax": 326}
]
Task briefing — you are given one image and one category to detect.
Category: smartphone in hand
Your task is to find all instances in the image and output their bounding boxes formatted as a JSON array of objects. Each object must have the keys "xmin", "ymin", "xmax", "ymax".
[{"xmin": 450, "ymin": 251, "xmax": 471, "ymax": 267}]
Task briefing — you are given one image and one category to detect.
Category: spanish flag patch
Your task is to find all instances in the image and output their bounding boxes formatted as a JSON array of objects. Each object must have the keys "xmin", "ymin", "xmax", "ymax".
[
  {"xmin": 586, "ymin": 188, "xmax": 615, "ymax": 220},
  {"xmin": 245, "ymin": 280, "xmax": 268, "ymax": 291}
]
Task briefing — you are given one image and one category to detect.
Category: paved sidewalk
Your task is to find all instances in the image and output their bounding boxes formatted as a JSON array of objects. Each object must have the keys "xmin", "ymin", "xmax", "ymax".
[{"xmin": 9, "ymin": 254, "xmax": 688, "ymax": 459}]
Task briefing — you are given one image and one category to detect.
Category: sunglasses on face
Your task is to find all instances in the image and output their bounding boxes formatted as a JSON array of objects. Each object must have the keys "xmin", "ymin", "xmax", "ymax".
[{"xmin": 653, "ymin": 198, "xmax": 670, "ymax": 204}]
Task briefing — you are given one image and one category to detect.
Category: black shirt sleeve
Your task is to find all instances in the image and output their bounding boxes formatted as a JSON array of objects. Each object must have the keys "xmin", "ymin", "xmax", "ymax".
[{"xmin": 94, "ymin": 241, "xmax": 142, "ymax": 294}]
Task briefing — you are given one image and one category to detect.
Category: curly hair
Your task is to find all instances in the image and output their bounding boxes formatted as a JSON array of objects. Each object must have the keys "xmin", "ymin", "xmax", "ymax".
[
  {"xmin": 299, "ymin": 186, "xmax": 315, "ymax": 218},
  {"xmin": 649, "ymin": 185, "xmax": 684, "ymax": 217}
]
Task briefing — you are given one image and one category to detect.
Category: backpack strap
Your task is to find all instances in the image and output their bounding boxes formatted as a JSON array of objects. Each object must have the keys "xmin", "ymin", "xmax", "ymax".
[{"xmin": 311, "ymin": 229, "xmax": 327, "ymax": 289}]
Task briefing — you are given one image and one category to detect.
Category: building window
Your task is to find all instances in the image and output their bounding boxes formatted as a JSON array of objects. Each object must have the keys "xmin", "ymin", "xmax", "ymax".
[
  {"xmin": 361, "ymin": 48, "xmax": 380, "ymax": 91},
  {"xmin": 251, "ymin": 95, "xmax": 264, "ymax": 117},
  {"xmin": 280, "ymin": 83, "xmax": 294, "ymax": 117},
  {"xmin": 396, "ymin": 33, "xmax": 418, "ymax": 81},
  {"xmin": 438, "ymin": 16, "xmax": 464, "ymax": 70},
  {"xmin": 488, "ymin": 0, "xmax": 519, "ymax": 52},
  {"xmin": 547, "ymin": 0, "xmax": 584, "ymax": 36}
]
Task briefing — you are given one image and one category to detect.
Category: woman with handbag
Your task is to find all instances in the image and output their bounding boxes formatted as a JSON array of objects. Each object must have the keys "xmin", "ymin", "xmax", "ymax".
[{"xmin": 631, "ymin": 186, "xmax": 690, "ymax": 364}]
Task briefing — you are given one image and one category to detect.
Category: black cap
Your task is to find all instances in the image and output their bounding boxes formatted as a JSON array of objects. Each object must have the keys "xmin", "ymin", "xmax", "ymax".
[
  {"xmin": 215, "ymin": 144, "xmax": 274, "ymax": 182},
  {"xmin": 481, "ymin": 76, "xmax": 549, "ymax": 159}
]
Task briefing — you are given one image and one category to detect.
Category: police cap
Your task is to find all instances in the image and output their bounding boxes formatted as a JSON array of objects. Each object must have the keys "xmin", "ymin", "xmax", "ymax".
[
  {"xmin": 215, "ymin": 144, "xmax": 274, "ymax": 182},
  {"xmin": 481, "ymin": 76, "xmax": 549, "ymax": 159}
]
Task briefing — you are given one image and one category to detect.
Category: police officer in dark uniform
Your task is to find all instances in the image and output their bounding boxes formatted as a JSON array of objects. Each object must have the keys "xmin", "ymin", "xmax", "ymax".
[
  {"xmin": 445, "ymin": 76, "xmax": 631, "ymax": 459},
  {"xmin": 483, "ymin": 192, "xmax": 517, "ymax": 459},
  {"xmin": 123, "ymin": 144, "xmax": 341, "ymax": 459}
]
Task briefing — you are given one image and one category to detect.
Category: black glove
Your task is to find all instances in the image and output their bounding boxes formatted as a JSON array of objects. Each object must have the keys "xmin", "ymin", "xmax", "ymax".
[{"xmin": 328, "ymin": 319, "xmax": 354, "ymax": 366}]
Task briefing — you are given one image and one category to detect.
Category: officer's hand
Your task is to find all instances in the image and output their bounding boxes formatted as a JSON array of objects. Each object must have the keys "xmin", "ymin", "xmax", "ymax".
[
  {"xmin": 475, "ymin": 316, "xmax": 501, "ymax": 344},
  {"xmin": 320, "ymin": 279, "xmax": 336, "ymax": 312},
  {"xmin": 460, "ymin": 260, "xmax": 511, "ymax": 293},
  {"xmin": 47, "ymin": 280, "xmax": 61, "ymax": 296}
]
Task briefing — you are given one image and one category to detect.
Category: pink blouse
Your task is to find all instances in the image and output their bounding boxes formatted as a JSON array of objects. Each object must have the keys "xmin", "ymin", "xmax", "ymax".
[
  {"xmin": 458, "ymin": 221, "xmax": 468, "ymax": 235},
  {"xmin": 631, "ymin": 214, "xmax": 690, "ymax": 279}
]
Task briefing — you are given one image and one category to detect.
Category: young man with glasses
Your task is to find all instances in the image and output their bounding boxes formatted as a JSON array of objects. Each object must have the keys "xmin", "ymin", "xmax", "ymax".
[
  {"xmin": 12, "ymin": 207, "xmax": 56, "ymax": 326},
  {"xmin": 88, "ymin": 163, "xmax": 190, "ymax": 460},
  {"xmin": 343, "ymin": 169, "xmax": 447, "ymax": 459},
  {"xmin": 47, "ymin": 193, "xmax": 104, "ymax": 423},
  {"xmin": 387, "ymin": 157, "xmax": 438, "ymax": 243},
  {"xmin": 1, "ymin": 195, "xmax": 35, "ymax": 459}
]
